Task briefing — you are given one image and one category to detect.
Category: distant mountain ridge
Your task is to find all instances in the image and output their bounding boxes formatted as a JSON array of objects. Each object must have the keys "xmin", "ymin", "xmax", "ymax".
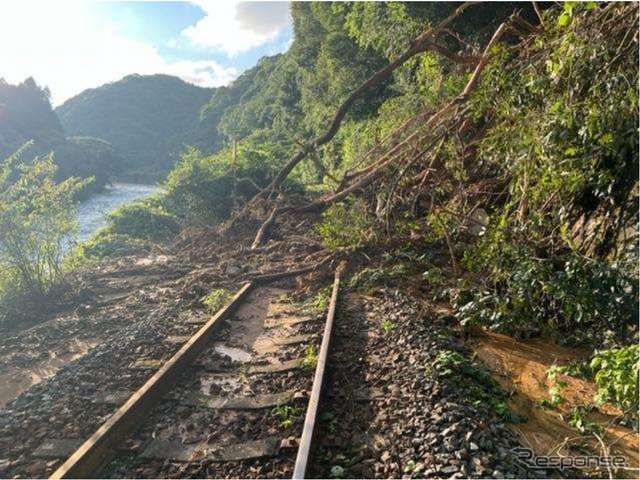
[
  {"xmin": 56, "ymin": 74, "xmax": 214, "ymax": 182},
  {"xmin": 0, "ymin": 77, "xmax": 118, "ymax": 195}
]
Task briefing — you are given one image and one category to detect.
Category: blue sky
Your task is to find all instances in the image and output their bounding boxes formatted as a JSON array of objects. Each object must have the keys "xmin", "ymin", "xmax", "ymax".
[{"xmin": 0, "ymin": 1, "xmax": 292, "ymax": 105}]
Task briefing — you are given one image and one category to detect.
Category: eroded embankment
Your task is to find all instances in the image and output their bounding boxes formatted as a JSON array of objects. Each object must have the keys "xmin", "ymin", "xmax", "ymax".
[{"xmin": 473, "ymin": 332, "xmax": 639, "ymax": 475}]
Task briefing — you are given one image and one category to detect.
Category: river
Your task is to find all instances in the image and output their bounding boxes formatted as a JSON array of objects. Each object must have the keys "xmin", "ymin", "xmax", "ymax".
[{"xmin": 75, "ymin": 183, "xmax": 159, "ymax": 243}]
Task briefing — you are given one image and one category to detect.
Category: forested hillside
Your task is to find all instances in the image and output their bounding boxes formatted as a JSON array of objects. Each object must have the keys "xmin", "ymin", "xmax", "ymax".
[
  {"xmin": 57, "ymin": 74, "xmax": 213, "ymax": 182},
  {"xmin": 89, "ymin": 0, "xmax": 637, "ymax": 425},
  {"xmin": 0, "ymin": 78, "xmax": 116, "ymax": 194}
]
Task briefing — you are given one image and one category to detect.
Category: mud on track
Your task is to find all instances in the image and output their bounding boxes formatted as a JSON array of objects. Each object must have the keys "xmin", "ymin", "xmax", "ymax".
[{"xmin": 103, "ymin": 286, "xmax": 324, "ymax": 478}]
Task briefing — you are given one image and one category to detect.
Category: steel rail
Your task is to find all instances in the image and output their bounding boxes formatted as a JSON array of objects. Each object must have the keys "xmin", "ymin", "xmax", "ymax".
[
  {"xmin": 50, "ymin": 282, "xmax": 254, "ymax": 479},
  {"xmin": 293, "ymin": 261, "xmax": 345, "ymax": 479}
]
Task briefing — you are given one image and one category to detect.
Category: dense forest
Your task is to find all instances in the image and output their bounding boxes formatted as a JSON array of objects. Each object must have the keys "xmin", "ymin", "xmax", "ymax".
[
  {"xmin": 0, "ymin": 78, "xmax": 118, "ymax": 194},
  {"xmin": 0, "ymin": 3, "xmax": 637, "ymax": 475},
  {"xmin": 56, "ymin": 74, "xmax": 214, "ymax": 182}
]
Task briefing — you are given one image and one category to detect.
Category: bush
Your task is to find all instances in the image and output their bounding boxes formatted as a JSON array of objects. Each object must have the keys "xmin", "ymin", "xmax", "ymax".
[
  {"xmin": 591, "ymin": 345, "xmax": 639, "ymax": 415},
  {"xmin": 164, "ymin": 142, "xmax": 300, "ymax": 224},
  {"xmin": 0, "ymin": 145, "xmax": 88, "ymax": 323},
  {"xmin": 104, "ymin": 197, "xmax": 179, "ymax": 241},
  {"xmin": 348, "ymin": 264, "xmax": 408, "ymax": 290},
  {"xmin": 317, "ymin": 198, "xmax": 374, "ymax": 250},
  {"xmin": 457, "ymin": 248, "xmax": 637, "ymax": 345}
]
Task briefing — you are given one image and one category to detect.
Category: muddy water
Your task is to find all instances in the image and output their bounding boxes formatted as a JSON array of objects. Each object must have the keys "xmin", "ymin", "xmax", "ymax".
[{"xmin": 0, "ymin": 337, "xmax": 100, "ymax": 407}]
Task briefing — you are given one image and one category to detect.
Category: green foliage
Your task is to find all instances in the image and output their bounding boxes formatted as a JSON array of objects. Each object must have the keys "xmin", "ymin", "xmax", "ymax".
[
  {"xmin": 380, "ymin": 318, "xmax": 396, "ymax": 335},
  {"xmin": 472, "ymin": 4, "xmax": 637, "ymax": 257},
  {"xmin": 0, "ymin": 145, "xmax": 88, "ymax": 322},
  {"xmin": 566, "ymin": 406, "xmax": 602, "ymax": 435},
  {"xmin": 458, "ymin": 236, "xmax": 637, "ymax": 345},
  {"xmin": 98, "ymin": 196, "xmax": 179, "ymax": 243},
  {"xmin": 302, "ymin": 345, "xmax": 319, "ymax": 370},
  {"xmin": 544, "ymin": 366, "xmax": 568, "ymax": 408},
  {"xmin": 318, "ymin": 199, "xmax": 374, "ymax": 250},
  {"xmin": 306, "ymin": 287, "xmax": 332, "ymax": 314},
  {"xmin": 547, "ymin": 360, "xmax": 592, "ymax": 380},
  {"xmin": 164, "ymin": 141, "xmax": 297, "ymax": 224},
  {"xmin": 590, "ymin": 345, "xmax": 639, "ymax": 414},
  {"xmin": 348, "ymin": 264, "xmax": 408, "ymax": 290},
  {"xmin": 543, "ymin": 346, "xmax": 639, "ymax": 419},
  {"xmin": 271, "ymin": 404, "xmax": 301, "ymax": 429},
  {"xmin": 443, "ymin": 4, "xmax": 639, "ymax": 348},
  {"xmin": 431, "ymin": 350, "xmax": 520, "ymax": 422},
  {"xmin": 81, "ymin": 231, "xmax": 153, "ymax": 259},
  {"xmin": 202, "ymin": 288, "xmax": 232, "ymax": 314}
]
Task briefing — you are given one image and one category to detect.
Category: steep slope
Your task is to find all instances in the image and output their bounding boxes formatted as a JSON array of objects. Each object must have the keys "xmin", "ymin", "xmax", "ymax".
[
  {"xmin": 56, "ymin": 74, "xmax": 213, "ymax": 182},
  {"xmin": 0, "ymin": 77, "xmax": 117, "ymax": 194}
]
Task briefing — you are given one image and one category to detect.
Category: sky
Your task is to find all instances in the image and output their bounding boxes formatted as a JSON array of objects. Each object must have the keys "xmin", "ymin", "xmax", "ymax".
[{"xmin": 0, "ymin": 1, "xmax": 293, "ymax": 105}]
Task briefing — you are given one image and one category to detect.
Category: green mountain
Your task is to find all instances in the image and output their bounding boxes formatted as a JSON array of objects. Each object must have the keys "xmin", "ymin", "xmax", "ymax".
[
  {"xmin": 0, "ymin": 77, "xmax": 117, "ymax": 194},
  {"xmin": 56, "ymin": 74, "xmax": 214, "ymax": 183}
]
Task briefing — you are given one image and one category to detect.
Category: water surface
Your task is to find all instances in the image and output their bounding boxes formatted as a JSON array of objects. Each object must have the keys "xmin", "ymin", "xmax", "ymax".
[{"xmin": 75, "ymin": 183, "xmax": 158, "ymax": 242}]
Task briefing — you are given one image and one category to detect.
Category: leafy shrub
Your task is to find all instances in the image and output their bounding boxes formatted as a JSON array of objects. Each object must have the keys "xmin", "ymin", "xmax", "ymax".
[
  {"xmin": 164, "ymin": 142, "xmax": 301, "ymax": 224},
  {"xmin": 590, "ymin": 345, "xmax": 639, "ymax": 415},
  {"xmin": 0, "ymin": 149, "xmax": 89, "ymax": 326},
  {"xmin": 458, "ymin": 237, "xmax": 637, "ymax": 345},
  {"xmin": 202, "ymin": 288, "xmax": 232, "ymax": 314},
  {"xmin": 0, "ymin": 146, "xmax": 88, "ymax": 323},
  {"xmin": 317, "ymin": 199, "xmax": 374, "ymax": 250},
  {"xmin": 105, "ymin": 197, "xmax": 179, "ymax": 241}
]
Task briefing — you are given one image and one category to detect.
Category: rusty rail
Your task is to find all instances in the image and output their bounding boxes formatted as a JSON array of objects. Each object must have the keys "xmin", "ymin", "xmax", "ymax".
[
  {"xmin": 293, "ymin": 262, "xmax": 345, "ymax": 479},
  {"xmin": 50, "ymin": 282, "xmax": 253, "ymax": 479}
]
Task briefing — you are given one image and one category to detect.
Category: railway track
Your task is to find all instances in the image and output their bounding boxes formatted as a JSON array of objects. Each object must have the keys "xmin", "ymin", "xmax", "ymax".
[{"xmin": 43, "ymin": 264, "xmax": 344, "ymax": 479}]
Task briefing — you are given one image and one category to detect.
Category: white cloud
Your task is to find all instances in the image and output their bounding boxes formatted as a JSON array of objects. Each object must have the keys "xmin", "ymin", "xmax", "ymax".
[
  {"xmin": 0, "ymin": 2, "xmax": 236, "ymax": 105},
  {"xmin": 182, "ymin": 1, "xmax": 290, "ymax": 56}
]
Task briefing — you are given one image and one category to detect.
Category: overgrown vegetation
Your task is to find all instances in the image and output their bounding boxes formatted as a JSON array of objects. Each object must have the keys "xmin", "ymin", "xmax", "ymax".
[
  {"xmin": 591, "ymin": 346, "xmax": 639, "ymax": 415},
  {"xmin": 82, "ymin": 195, "xmax": 179, "ymax": 259},
  {"xmin": 0, "ymin": 145, "xmax": 87, "ymax": 324}
]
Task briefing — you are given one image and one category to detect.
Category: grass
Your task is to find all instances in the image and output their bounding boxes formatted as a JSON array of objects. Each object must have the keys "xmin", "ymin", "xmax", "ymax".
[
  {"xmin": 202, "ymin": 288, "xmax": 231, "ymax": 314},
  {"xmin": 271, "ymin": 404, "xmax": 301, "ymax": 429},
  {"xmin": 302, "ymin": 344, "xmax": 318, "ymax": 370}
]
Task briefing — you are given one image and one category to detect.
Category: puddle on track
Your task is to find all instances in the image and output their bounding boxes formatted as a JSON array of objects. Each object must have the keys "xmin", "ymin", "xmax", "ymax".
[
  {"xmin": 0, "ymin": 337, "xmax": 101, "ymax": 407},
  {"xmin": 213, "ymin": 343, "xmax": 253, "ymax": 363}
]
